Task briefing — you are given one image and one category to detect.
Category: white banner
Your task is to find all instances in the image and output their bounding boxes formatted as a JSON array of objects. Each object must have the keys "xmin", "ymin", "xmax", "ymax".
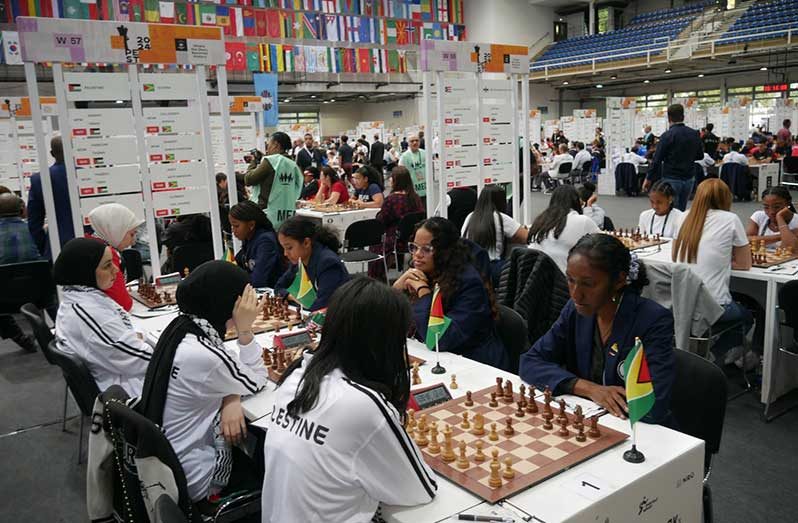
[
  {"xmin": 64, "ymin": 72, "xmax": 131, "ymax": 102},
  {"xmin": 72, "ymin": 136, "xmax": 139, "ymax": 167},
  {"xmin": 143, "ymin": 107, "xmax": 202, "ymax": 134},
  {"xmin": 139, "ymin": 73, "xmax": 199, "ymax": 101},
  {"xmin": 145, "ymin": 134, "xmax": 204, "ymax": 163},
  {"xmin": 77, "ymin": 165, "xmax": 142, "ymax": 196},
  {"xmin": 152, "ymin": 187, "xmax": 212, "ymax": 218},
  {"xmin": 70, "ymin": 108, "xmax": 135, "ymax": 137},
  {"xmin": 149, "ymin": 162, "xmax": 208, "ymax": 191}
]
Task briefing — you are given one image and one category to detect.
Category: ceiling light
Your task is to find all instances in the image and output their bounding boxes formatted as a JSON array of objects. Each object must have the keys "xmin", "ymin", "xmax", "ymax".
[
  {"xmin": 698, "ymin": 74, "xmax": 704, "ymax": 78},
  {"xmin": 665, "ymin": 68, "xmax": 672, "ymax": 73},
  {"xmin": 283, "ymin": 98, "xmax": 290, "ymax": 103},
  {"xmin": 596, "ymin": 84, "xmax": 603, "ymax": 88},
  {"xmin": 610, "ymin": 75, "xmax": 617, "ymax": 80},
  {"xmin": 562, "ymin": 81, "xmax": 569, "ymax": 85},
  {"xmin": 643, "ymin": 80, "xmax": 650, "ymax": 84},
  {"xmin": 760, "ymin": 66, "xmax": 768, "ymax": 71},
  {"xmin": 311, "ymin": 95, "xmax": 317, "ymax": 98},
  {"xmin": 330, "ymin": 98, "xmax": 335, "ymax": 102},
  {"xmin": 322, "ymin": 100, "xmax": 330, "ymax": 104},
  {"xmin": 115, "ymin": 100, "xmax": 124, "ymax": 104}
]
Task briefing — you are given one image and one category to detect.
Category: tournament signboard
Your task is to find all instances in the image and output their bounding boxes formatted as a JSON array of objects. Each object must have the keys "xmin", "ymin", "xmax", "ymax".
[
  {"xmin": 421, "ymin": 40, "xmax": 530, "ymax": 74},
  {"xmin": 16, "ymin": 17, "xmax": 224, "ymax": 65}
]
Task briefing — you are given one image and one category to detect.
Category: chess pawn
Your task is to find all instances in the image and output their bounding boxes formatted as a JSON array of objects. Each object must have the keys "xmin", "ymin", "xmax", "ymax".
[
  {"xmin": 464, "ymin": 391, "xmax": 474, "ymax": 407},
  {"xmin": 518, "ymin": 384, "xmax": 526, "ymax": 400},
  {"xmin": 488, "ymin": 422, "xmax": 499, "ymax": 441},
  {"xmin": 473, "ymin": 441, "xmax": 486, "ymax": 462},
  {"xmin": 270, "ymin": 350, "xmax": 279, "ymax": 370},
  {"xmin": 418, "ymin": 414, "xmax": 429, "ymax": 435},
  {"xmin": 502, "ymin": 457, "xmax": 515, "ymax": 480},
  {"xmin": 575, "ymin": 424, "xmax": 587, "ymax": 442},
  {"xmin": 557, "ymin": 417, "xmax": 569, "ymax": 437},
  {"xmin": 262, "ymin": 349, "xmax": 272, "ymax": 367},
  {"xmin": 450, "ymin": 374, "xmax": 458, "ymax": 389},
  {"xmin": 489, "ymin": 392, "xmax": 498, "ymax": 408},
  {"xmin": 428, "ymin": 422, "xmax": 440, "ymax": 454},
  {"xmin": 526, "ymin": 393, "xmax": 538, "ymax": 414},
  {"xmin": 488, "ymin": 458, "xmax": 503, "ymax": 489},
  {"xmin": 495, "ymin": 377, "xmax": 504, "ymax": 396},
  {"xmin": 472, "ymin": 413, "xmax": 485, "ymax": 436},
  {"xmin": 411, "ymin": 362, "xmax": 421, "ymax": 386},
  {"xmin": 460, "ymin": 412, "xmax": 470, "ymax": 430},
  {"xmin": 441, "ymin": 426, "xmax": 456, "ymax": 462},
  {"xmin": 415, "ymin": 425, "xmax": 429, "ymax": 447},
  {"xmin": 456, "ymin": 440, "xmax": 469, "ymax": 469},
  {"xmin": 588, "ymin": 416, "xmax": 601, "ymax": 438},
  {"xmin": 542, "ymin": 415, "xmax": 553, "ymax": 430},
  {"xmin": 515, "ymin": 401, "xmax": 525, "ymax": 418},
  {"xmin": 406, "ymin": 409, "xmax": 416, "ymax": 432},
  {"xmin": 503, "ymin": 418, "xmax": 514, "ymax": 436}
]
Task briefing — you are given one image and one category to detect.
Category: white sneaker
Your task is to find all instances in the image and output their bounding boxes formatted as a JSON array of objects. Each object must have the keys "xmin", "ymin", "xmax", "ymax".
[{"xmin": 735, "ymin": 352, "xmax": 760, "ymax": 371}]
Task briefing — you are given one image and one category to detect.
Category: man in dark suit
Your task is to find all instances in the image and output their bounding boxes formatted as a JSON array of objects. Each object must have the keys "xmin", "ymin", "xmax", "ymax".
[
  {"xmin": 368, "ymin": 133, "xmax": 385, "ymax": 172},
  {"xmin": 642, "ymin": 104, "xmax": 703, "ymax": 211},
  {"xmin": 338, "ymin": 135, "xmax": 354, "ymax": 175},
  {"xmin": 296, "ymin": 133, "xmax": 323, "ymax": 171}
]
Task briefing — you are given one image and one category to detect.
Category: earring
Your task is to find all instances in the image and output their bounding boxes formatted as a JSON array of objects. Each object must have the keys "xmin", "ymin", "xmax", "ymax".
[{"xmin": 611, "ymin": 295, "xmax": 617, "ymax": 303}]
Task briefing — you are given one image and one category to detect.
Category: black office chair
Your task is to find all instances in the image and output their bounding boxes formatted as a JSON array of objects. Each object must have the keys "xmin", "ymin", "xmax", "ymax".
[
  {"xmin": 670, "ymin": 349, "xmax": 728, "ymax": 523},
  {"xmin": 719, "ymin": 163, "xmax": 751, "ymax": 201},
  {"xmin": 120, "ymin": 248, "xmax": 144, "ymax": 283},
  {"xmin": 172, "ymin": 243, "xmax": 215, "ymax": 274},
  {"xmin": 550, "ymin": 161, "xmax": 573, "ymax": 188},
  {"xmin": 393, "ymin": 211, "xmax": 426, "ymax": 272},
  {"xmin": 47, "ymin": 340, "xmax": 100, "ymax": 464},
  {"xmin": 614, "ymin": 162, "xmax": 638, "ymax": 196},
  {"xmin": 0, "ymin": 259, "xmax": 57, "ymax": 315},
  {"xmin": 101, "ymin": 387, "xmax": 260, "ymax": 523},
  {"xmin": 154, "ymin": 495, "xmax": 188, "ymax": 523},
  {"xmin": 340, "ymin": 219, "xmax": 389, "ymax": 283},
  {"xmin": 495, "ymin": 305, "xmax": 529, "ymax": 374}
]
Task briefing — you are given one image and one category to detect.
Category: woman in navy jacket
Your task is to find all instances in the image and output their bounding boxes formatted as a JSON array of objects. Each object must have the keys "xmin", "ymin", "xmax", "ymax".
[
  {"xmin": 394, "ymin": 217, "xmax": 509, "ymax": 370},
  {"xmin": 230, "ymin": 200, "xmax": 283, "ymax": 288},
  {"xmin": 275, "ymin": 217, "xmax": 350, "ymax": 312},
  {"xmin": 520, "ymin": 234, "xmax": 675, "ymax": 425}
]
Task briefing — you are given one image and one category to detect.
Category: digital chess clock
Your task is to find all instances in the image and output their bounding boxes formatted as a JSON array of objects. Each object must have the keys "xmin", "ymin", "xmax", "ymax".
[
  {"xmin": 408, "ymin": 383, "xmax": 452, "ymax": 411},
  {"xmin": 155, "ymin": 272, "xmax": 181, "ymax": 287},
  {"xmin": 274, "ymin": 329, "xmax": 313, "ymax": 351}
]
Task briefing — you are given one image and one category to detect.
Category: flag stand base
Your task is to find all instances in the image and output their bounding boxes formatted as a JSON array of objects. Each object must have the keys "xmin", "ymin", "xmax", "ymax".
[
  {"xmin": 623, "ymin": 445, "xmax": 646, "ymax": 463},
  {"xmin": 431, "ymin": 363, "xmax": 446, "ymax": 374}
]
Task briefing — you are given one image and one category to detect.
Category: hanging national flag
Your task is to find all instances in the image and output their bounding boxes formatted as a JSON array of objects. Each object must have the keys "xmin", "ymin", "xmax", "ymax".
[
  {"xmin": 61, "ymin": 0, "xmax": 88, "ymax": 19},
  {"xmin": 448, "ymin": 0, "xmax": 463, "ymax": 24},
  {"xmin": 266, "ymin": 9, "xmax": 281, "ymax": 38},
  {"xmin": 385, "ymin": 19, "xmax": 396, "ymax": 44},
  {"xmin": 395, "ymin": 19, "xmax": 409, "ymax": 45},
  {"xmin": 216, "ymin": 6, "xmax": 232, "ymax": 34},
  {"xmin": 302, "ymin": 12, "xmax": 319, "ymax": 39},
  {"xmin": 287, "ymin": 259, "xmax": 316, "ymax": 309},
  {"xmin": 323, "ymin": 14, "xmax": 339, "ymax": 42},
  {"xmin": 420, "ymin": 0, "xmax": 432, "ymax": 21},
  {"xmin": 158, "ymin": 1, "xmax": 173, "ymax": 23},
  {"xmin": 143, "ymin": 0, "xmax": 158, "ymax": 22},
  {"xmin": 199, "ymin": 3, "xmax": 216, "ymax": 25},
  {"xmin": 358, "ymin": 16, "xmax": 373, "ymax": 43},
  {"xmin": 246, "ymin": 44, "xmax": 260, "ymax": 71},
  {"xmin": 321, "ymin": 0, "xmax": 335, "ymax": 13},
  {"xmin": 425, "ymin": 284, "xmax": 451, "ymax": 349},
  {"xmin": 1, "ymin": 31, "xmax": 21, "ymax": 65},
  {"xmin": 174, "ymin": 2, "xmax": 188, "ymax": 24},
  {"xmin": 361, "ymin": 0, "xmax": 372, "ymax": 16},
  {"xmin": 255, "ymin": 8, "xmax": 268, "ymax": 36},
  {"xmin": 242, "ymin": 7, "xmax": 256, "ymax": 36},
  {"xmin": 259, "ymin": 43, "xmax": 271, "ymax": 71},
  {"xmin": 225, "ymin": 41, "xmax": 246, "ymax": 71},
  {"xmin": 346, "ymin": 16, "xmax": 359, "ymax": 42},
  {"xmin": 624, "ymin": 338, "xmax": 656, "ymax": 426}
]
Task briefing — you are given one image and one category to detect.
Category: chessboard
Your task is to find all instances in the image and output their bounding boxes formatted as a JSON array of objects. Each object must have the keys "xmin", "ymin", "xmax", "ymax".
[
  {"xmin": 603, "ymin": 229, "xmax": 669, "ymax": 251},
  {"xmin": 132, "ymin": 279, "xmax": 178, "ymax": 309},
  {"xmin": 308, "ymin": 202, "xmax": 360, "ymax": 213},
  {"xmin": 263, "ymin": 343, "xmax": 317, "ymax": 383},
  {"xmin": 223, "ymin": 295, "xmax": 305, "ymax": 341},
  {"xmin": 750, "ymin": 241, "xmax": 798, "ymax": 268},
  {"xmin": 410, "ymin": 379, "xmax": 627, "ymax": 503}
]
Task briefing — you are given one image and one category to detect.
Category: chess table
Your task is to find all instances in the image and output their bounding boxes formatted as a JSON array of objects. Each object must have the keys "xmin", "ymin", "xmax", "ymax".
[
  {"xmin": 132, "ymin": 282, "xmax": 178, "ymax": 309},
  {"xmin": 602, "ymin": 229, "xmax": 670, "ymax": 251}
]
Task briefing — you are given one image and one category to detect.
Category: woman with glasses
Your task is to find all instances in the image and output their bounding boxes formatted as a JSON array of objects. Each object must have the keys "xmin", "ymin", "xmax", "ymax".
[
  {"xmin": 745, "ymin": 186, "xmax": 798, "ymax": 250},
  {"xmin": 393, "ymin": 217, "xmax": 509, "ymax": 370},
  {"xmin": 350, "ymin": 165, "xmax": 384, "ymax": 209}
]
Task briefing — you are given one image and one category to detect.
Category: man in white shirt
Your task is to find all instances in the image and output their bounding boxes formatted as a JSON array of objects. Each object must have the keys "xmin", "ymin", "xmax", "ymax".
[
  {"xmin": 545, "ymin": 144, "xmax": 574, "ymax": 192},
  {"xmin": 695, "ymin": 152, "xmax": 716, "ymax": 176},
  {"xmin": 722, "ymin": 142, "xmax": 749, "ymax": 166},
  {"xmin": 621, "ymin": 147, "xmax": 648, "ymax": 173},
  {"xmin": 572, "ymin": 142, "xmax": 593, "ymax": 171}
]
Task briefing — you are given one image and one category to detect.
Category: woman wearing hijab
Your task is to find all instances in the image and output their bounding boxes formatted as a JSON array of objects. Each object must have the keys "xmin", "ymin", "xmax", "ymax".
[
  {"xmin": 137, "ymin": 261, "xmax": 268, "ymax": 505},
  {"xmin": 54, "ymin": 238, "xmax": 152, "ymax": 397},
  {"xmin": 87, "ymin": 203, "xmax": 144, "ymax": 311}
]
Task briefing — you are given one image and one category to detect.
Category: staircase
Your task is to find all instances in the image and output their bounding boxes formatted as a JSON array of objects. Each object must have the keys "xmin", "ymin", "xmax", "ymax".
[{"xmin": 675, "ymin": 0, "xmax": 754, "ymax": 59}]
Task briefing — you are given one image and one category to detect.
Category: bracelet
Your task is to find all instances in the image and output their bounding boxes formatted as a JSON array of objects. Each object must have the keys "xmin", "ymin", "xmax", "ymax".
[{"xmin": 415, "ymin": 285, "xmax": 431, "ymax": 294}]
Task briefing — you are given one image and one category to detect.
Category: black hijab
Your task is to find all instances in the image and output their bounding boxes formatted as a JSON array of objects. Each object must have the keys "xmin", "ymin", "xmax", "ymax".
[
  {"xmin": 53, "ymin": 238, "xmax": 107, "ymax": 288},
  {"xmin": 139, "ymin": 261, "xmax": 250, "ymax": 424}
]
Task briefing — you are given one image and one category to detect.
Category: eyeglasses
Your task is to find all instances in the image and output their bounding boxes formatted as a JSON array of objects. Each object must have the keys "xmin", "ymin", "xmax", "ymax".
[{"xmin": 408, "ymin": 242, "xmax": 434, "ymax": 256}]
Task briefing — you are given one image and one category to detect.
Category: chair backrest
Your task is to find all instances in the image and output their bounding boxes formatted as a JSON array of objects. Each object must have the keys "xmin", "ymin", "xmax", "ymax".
[
  {"xmin": 778, "ymin": 279, "xmax": 798, "ymax": 330},
  {"xmin": 120, "ymin": 249, "xmax": 144, "ymax": 283},
  {"xmin": 496, "ymin": 305, "xmax": 529, "ymax": 374},
  {"xmin": 47, "ymin": 340, "xmax": 100, "ymax": 416},
  {"xmin": 344, "ymin": 219, "xmax": 385, "ymax": 250},
  {"xmin": 100, "ymin": 388, "xmax": 198, "ymax": 523},
  {"xmin": 719, "ymin": 162, "xmax": 746, "ymax": 179},
  {"xmin": 19, "ymin": 303, "xmax": 55, "ymax": 363},
  {"xmin": 783, "ymin": 155, "xmax": 798, "ymax": 174},
  {"xmin": 396, "ymin": 211, "xmax": 426, "ymax": 245},
  {"xmin": 557, "ymin": 162, "xmax": 573, "ymax": 174},
  {"xmin": 172, "ymin": 242, "xmax": 214, "ymax": 273},
  {"xmin": 670, "ymin": 349, "xmax": 727, "ymax": 471},
  {"xmin": 154, "ymin": 494, "xmax": 188, "ymax": 523},
  {"xmin": 602, "ymin": 215, "xmax": 615, "ymax": 231},
  {"xmin": 0, "ymin": 260, "xmax": 57, "ymax": 315}
]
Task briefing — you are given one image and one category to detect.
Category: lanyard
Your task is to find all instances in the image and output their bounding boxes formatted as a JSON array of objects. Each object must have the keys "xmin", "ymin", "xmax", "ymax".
[{"xmin": 649, "ymin": 209, "xmax": 671, "ymax": 236}]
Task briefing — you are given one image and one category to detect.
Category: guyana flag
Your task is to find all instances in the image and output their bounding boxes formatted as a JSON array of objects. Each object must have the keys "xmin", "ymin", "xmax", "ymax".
[
  {"xmin": 623, "ymin": 338, "xmax": 655, "ymax": 426},
  {"xmin": 287, "ymin": 259, "xmax": 316, "ymax": 309},
  {"xmin": 425, "ymin": 284, "xmax": 451, "ymax": 350}
]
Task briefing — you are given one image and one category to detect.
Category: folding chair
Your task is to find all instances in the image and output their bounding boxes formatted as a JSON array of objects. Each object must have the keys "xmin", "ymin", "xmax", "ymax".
[{"xmin": 340, "ymin": 219, "xmax": 389, "ymax": 283}]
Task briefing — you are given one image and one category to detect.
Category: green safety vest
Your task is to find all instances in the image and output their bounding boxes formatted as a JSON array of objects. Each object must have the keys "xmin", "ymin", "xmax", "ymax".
[
  {"xmin": 400, "ymin": 149, "xmax": 426, "ymax": 197},
  {"xmin": 250, "ymin": 153, "xmax": 302, "ymax": 228}
]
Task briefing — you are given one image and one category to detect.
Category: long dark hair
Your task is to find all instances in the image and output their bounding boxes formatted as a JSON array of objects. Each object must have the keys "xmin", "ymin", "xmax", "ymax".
[
  {"xmin": 320, "ymin": 165, "xmax": 340, "ymax": 184},
  {"xmin": 282, "ymin": 277, "xmax": 412, "ymax": 419},
  {"xmin": 528, "ymin": 185, "xmax": 582, "ymax": 243},
  {"xmin": 568, "ymin": 234, "xmax": 649, "ymax": 294},
  {"xmin": 415, "ymin": 217, "xmax": 471, "ymax": 304},
  {"xmin": 390, "ymin": 165, "xmax": 421, "ymax": 210},
  {"xmin": 278, "ymin": 216, "xmax": 341, "ymax": 252},
  {"xmin": 356, "ymin": 164, "xmax": 382, "ymax": 190},
  {"xmin": 229, "ymin": 200, "xmax": 274, "ymax": 232},
  {"xmin": 464, "ymin": 185, "xmax": 507, "ymax": 252}
]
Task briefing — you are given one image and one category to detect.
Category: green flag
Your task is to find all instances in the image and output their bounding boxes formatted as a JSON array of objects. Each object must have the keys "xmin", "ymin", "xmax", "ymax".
[
  {"xmin": 286, "ymin": 259, "xmax": 317, "ymax": 309},
  {"xmin": 425, "ymin": 284, "xmax": 452, "ymax": 349},
  {"xmin": 623, "ymin": 338, "xmax": 656, "ymax": 426}
]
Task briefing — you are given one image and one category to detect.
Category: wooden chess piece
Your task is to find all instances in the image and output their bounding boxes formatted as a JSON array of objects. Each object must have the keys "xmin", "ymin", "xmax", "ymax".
[
  {"xmin": 488, "ymin": 453, "xmax": 502, "ymax": 489},
  {"xmin": 411, "ymin": 362, "xmax": 421, "ymax": 385},
  {"xmin": 515, "ymin": 401, "xmax": 525, "ymax": 418},
  {"xmin": 519, "ymin": 383, "xmax": 526, "ymax": 398},
  {"xmin": 405, "ymin": 409, "xmax": 416, "ymax": 432},
  {"xmin": 575, "ymin": 424, "xmax": 586, "ymax": 442},
  {"xmin": 495, "ymin": 377, "xmax": 503, "ymax": 396},
  {"xmin": 464, "ymin": 391, "xmax": 473, "ymax": 407},
  {"xmin": 472, "ymin": 413, "xmax": 485, "ymax": 436},
  {"xmin": 503, "ymin": 418, "xmax": 514, "ymax": 436},
  {"xmin": 557, "ymin": 399, "xmax": 567, "ymax": 423},
  {"xmin": 588, "ymin": 416, "xmax": 601, "ymax": 438},
  {"xmin": 415, "ymin": 426, "xmax": 429, "ymax": 447},
  {"xmin": 262, "ymin": 349, "xmax": 272, "ymax": 366},
  {"xmin": 441, "ymin": 426, "xmax": 455, "ymax": 462},
  {"xmin": 542, "ymin": 415, "xmax": 553, "ymax": 430},
  {"xmin": 270, "ymin": 351, "xmax": 279, "ymax": 370},
  {"xmin": 488, "ymin": 422, "xmax": 499, "ymax": 441},
  {"xmin": 503, "ymin": 381, "xmax": 514, "ymax": 403},
  {"xmin": 574, "ymin": 405, "xmax": 584, "ymax": 430},
  {"xmin": 450, "ymin": 374, "xmax": 458, "ymax": 389},
  {"xmin": 428, "ymin": 422, "xmax": 440, "ymax": 454},
  {"xmin": 502, "ymin": 457, "xmax": 516, "ymax": 480},
  {"xmin": 557, "ymin": 417, "xmax": 569, "ymax": 437},
  {"xmin": 489, "ymin": 392, "xmax": 498, "ymax": 408},
  {"xmin": 460, "ymin": 412, "xmax": 470, "ymax": 430},
  {"xmin": 456, "ymin": 440, "xmax": 469, "ymax": 469},
  {"xmin": 474, "ymin": 441, "xmax": 486, "ymax": 462},
  {"xmin": 526, "ymin": 390, "xmax": 538, "ymax": 414}
]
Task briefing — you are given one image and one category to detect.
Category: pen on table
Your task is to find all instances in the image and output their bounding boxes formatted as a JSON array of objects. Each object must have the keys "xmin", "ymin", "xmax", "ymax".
[{"xmin": 457, "ymin": 514, "xmax": 514, "ymax": 522}]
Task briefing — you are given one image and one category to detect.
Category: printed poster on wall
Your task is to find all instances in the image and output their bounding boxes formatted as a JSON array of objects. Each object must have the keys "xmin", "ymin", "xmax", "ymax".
[{"xmin": 63, "ymin": 72, "xmax": 131, "ymax": 102}]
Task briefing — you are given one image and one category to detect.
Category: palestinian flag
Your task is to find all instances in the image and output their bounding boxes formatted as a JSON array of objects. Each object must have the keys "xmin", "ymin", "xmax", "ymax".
[
  {"xmin": 286, "ymin": 258, "xmax": 316, "ymax": 309},
  {"xmin": 623, "ymin": 338, "xmax": 655, "ymax": 426},
  {"xmin": 425, "ymin": 284, "xmax": 451, "ymax": 350}
]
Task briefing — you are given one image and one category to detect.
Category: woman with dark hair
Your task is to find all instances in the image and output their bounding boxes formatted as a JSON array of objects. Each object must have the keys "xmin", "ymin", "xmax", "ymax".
[
  {"xmin": 351, "ymin": 165, "xmax": 384, "ymax": 208},
  {"xmin": 393, "ymin": 217, "xmax": 509, "ymax": 370},
  {"xmin": 138, "ymin": 262, "xmax": 268, "ymax": 504},
  {"xmin": 54, "ymin": 238, "xmax": 152, "ymax": 397},
  {"xmin": 520, "ymin": 234, "xmax": 675, "ymax": 424},
  {"xmin": 262, "ymin": 278, "xmax": 437, "ymax": 521},
  {"xmin": 461, "ymin": 185, "xmax": 528, "ymax": 286},
  {"xmin": 275, "ymin": 216, "xmax": 350, "ymax": 311},
  {"xmin": 229, "ymin": 200, "xmax": 283, "ymax": 288},
  {"xmin": 746, "ymin": 185, "xmax": 798, "ymax": 250},
  {"xmin": 527, "ymin": 185, "xmax": 599, "ymax": 273},
  {"xmin": 314, "ymin": 166, "xmax": 350, "ymax": 205}
]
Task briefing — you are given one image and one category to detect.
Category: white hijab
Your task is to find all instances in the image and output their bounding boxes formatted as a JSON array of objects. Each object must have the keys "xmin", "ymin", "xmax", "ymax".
[{"xmin": 87, "ymin": 203, "xmax": 144, "ymax": 249}]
